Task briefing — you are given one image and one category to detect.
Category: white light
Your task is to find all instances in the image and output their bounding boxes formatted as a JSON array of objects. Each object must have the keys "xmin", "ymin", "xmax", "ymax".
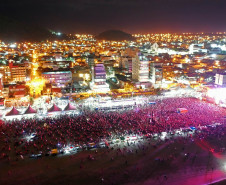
[
  {"xmin": 211, "ymin": 44, "xmax": 217, "ymax": 48},
  {"xmin": 9, "ymin": 44, "xmax": 16, "ymax": 48},
  {"xmin": 24, "ymin": 133, "xmax": 36, "ymax": 142},
  {"xmin": 211, "ymin": 54, "xmax": 216, "ymax": 58},
  {"xmin": 223, "ymin": 163, "xmax": 226, "ymax": 171},
  {"xmin": 207, "ymin": 88, "xmax": 226, "ymax": 104}
]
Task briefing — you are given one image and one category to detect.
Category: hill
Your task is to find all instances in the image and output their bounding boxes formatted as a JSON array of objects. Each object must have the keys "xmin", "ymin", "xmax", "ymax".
[
  {"xmin": 96, "ymin": 30, "xmax": 135, "ymax": 41},
  {"xmin": 0, "ymin": 16, "xmax": 70, "ymax": 42}
]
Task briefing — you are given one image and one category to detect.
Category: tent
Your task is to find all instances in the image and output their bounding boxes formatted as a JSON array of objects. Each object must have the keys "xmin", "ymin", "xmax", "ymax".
[
  {"xmin": 5, "ymin": 107, "xmax": 20, "ymax": 116},
  {"xmin": 24, "ymin": 105, "xmax": 37, "ymax": 114},
  {"xmin": 64, "ymin": 103, "xmax": 76, "ymax": 111},
  {"xmin": 48, "ymin": 104, "xmax": 62, "ymax": 112}
]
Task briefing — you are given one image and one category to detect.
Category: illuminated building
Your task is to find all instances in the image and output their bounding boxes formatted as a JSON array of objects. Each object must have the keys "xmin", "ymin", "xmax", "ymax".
[
  {"xmin": 9, "ymin": 84, "xmax": 26, "ymax": 92},
  {"xmin": 54, "ymin": 52, "xmax": 63, "ymax": 61},
  {"xmin": 120, "ymin": 57, "xmax": 133, "ymax": 78},
  {"xmin": 209, "ymin": 47, "xmax": 222, "ymax": 55},
  {"xmin": 150, "ymin": 63, "xmax": 163, "ymax": 84},
  {"xmin": 9, "ymin": 84, "xmax": 27, "ymax": 98},
  {"xmin": 151, "ymin": 43, "xmax": 159, "ymax": 53},
  {"xmin": 88, "ymin": 55, "xmax": 95, "ymax": 68},
  {"xmin": 41, "ymin": 61, "xmax": 70, "ymax": 69},
  {"xmin": 121, "ymin": 48, "xmax": 139, "ymax": 57},
  {"xmin": 9, "ymin": 61, "xmax": 27, "ymax": 82},
  {"xmin": 132, "ymin": 54, "xmax": 149, "ymax": 82},
  {"xmin": 189, "ymin": 44, "xmax": 207, "ymax": 54},
  {"xmin": 91, "ymin": 63, "xmax": 109, "ymax": 92},
  {"xmin": 0, "ymin": 66, "xmax": 11, "ymax": 83},
  {"xmin": 215, "ymin": 73, "xmax": 226, "ymax": 86},
  {"xmin": 42, "ymin": 71, "xmax": 72, "ymax": 87}
]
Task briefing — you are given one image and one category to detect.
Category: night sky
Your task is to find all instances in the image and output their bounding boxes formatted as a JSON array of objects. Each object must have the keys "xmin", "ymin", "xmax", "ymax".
[{"xmin": 1, "ymin": 0, "xmax": 226, "ymax": 34}]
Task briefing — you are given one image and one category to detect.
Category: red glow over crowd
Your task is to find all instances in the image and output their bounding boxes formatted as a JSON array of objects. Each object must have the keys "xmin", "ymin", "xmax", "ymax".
[{"xmin": 0, "ymin": 97, "xmax": 226, "ymax": 160}]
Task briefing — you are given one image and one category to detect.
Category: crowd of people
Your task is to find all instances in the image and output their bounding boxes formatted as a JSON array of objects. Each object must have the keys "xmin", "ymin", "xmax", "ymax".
[{"xmin": 0, "ymin": 97, "xmax": 225, "ymax": 161}]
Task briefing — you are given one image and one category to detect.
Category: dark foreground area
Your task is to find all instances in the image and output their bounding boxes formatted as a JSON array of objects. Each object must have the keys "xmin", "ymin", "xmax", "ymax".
[{"xmin": 1, "ymin": 128, "xmax": 226, "ymax": 185}]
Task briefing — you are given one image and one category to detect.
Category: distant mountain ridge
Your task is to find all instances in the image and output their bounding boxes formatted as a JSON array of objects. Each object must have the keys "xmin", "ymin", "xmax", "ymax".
[
  {"xmin": 0, "ymin": 16, "xmax": 70, "ymax": 42},
  {"xmin": 96, "ymin": 30, "xmax": 135, "ymax": 41}
]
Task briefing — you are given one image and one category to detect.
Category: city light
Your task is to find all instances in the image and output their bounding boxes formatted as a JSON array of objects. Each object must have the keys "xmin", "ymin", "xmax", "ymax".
[
  {"xmin": 26, "ymin": 78, "xmax": 46, "ymax": 97},
  {"xmin": 207, "ymin": 88, "xmax": 226, "ymax": 104}
]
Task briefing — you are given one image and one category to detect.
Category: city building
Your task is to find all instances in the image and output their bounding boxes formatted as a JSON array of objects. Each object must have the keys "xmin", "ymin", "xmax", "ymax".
[
  {"xmin": 0, "ymin": 66, "xmax": 11, "ymax": 83},
  {"xmin": 215, "ymin": 73, "xmax": 226, "ymax": 86},
  {"xmin": 9, "ymin": 61, "xmax": 27, "ymax": 82},
  {"xmin": 132, "ymin": 54, "xmax": 150, "ymax": 82},
  {"xmin": 91, "ymin": 63, "xmax": 109, "ymax": 92},
  {"xmin": 42, "ymin": 71, "xmax": 72, "ymax": 87},
  {"xmin": 189, "ymin": 44, "xmax": 207, "ymax": 54},
  {"xmin": 120, "ymin": 56, "xmax": 133, "ymax": 78},
  {"xmin": 150, "ymin": 62, "xmax": 163, "ymax": 85}
]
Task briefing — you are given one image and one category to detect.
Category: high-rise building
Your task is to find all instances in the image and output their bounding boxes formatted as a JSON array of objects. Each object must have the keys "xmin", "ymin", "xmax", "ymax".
[
  {"xmin": 150, "ymin": 62, "xmax": 163, "ymax": 84},
  {"xmin": 88, "ymin": 55, "xmax": 95, "ymax": 83},
  {"xmin": 9, "ymin": 61, "xmax": 27, "ymax": 82},
  {"xmin": 132, "ymin": 54, "xmax": 149, "ymax": 82},
  {"xmin": 120, "ymin": 57, "xmax": 133, "ymax": 77},
  {"xmin": 215, "ymin": 73, "xmax": 226, "ymax": 86},
  {"xmin": 88, "ymin": 54, "xmax": 95, "ymax": 67},
  {"xmin": 91, "ymin": 63, "xmax": 109, "ymax": 92},
  {"xmin": 0, "ymin": 66, "xmax": 11, "ymax": 83}
]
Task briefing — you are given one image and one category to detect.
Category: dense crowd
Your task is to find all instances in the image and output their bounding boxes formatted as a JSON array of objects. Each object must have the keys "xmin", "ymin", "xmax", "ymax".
[{"xmin": 0, "ymin": 97, "xmax": 225, "ymax": 160}]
